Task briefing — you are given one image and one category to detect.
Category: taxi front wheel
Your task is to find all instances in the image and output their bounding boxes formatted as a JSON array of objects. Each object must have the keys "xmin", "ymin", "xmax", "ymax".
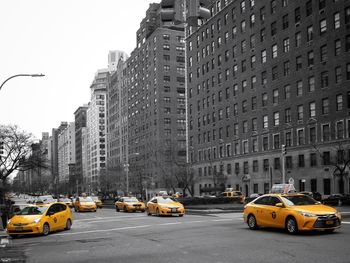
[
  {"xmin": 248, "ymin": 214, "xmax": 258, "ymax": 230},
  {"xmin": 65, "ymin": 219, "xmax": 72, "ymax": 230},
  {"xmin": 42, "ymin": 223, "xmax": 50, "ymax": 236},
  {"xmin": 286, "ymin": 217, "xmax": 298, "ymax": 234}
]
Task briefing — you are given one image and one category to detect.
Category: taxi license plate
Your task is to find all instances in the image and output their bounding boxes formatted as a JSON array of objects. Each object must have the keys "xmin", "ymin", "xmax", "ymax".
[
  {"xmin": 325, "ymin": 220, "xmax": 334, "ymax": 225},
  {"xmin": 15, "ymin": 227, "xmax": 23, "ymax": 231},
  {"xmin": 172, "ymin": 208, "xmax": 177, "ymax": 212}
]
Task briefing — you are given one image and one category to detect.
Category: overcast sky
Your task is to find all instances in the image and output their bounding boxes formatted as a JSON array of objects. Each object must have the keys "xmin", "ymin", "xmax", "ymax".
[{"xmin": 0, "ymin": 0, "xmax": 157, "ymax": 139}]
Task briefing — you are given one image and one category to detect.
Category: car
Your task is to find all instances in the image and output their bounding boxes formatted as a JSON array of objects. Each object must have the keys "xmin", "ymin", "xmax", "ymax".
[
  {"xmin": 299, "ymin": 191, "xmax": 323, "ymax": 202},
  {"xmin": 58, "ymin": 198, "xmax": 74, "ymax": 208},
  {"xmin": 74, "ymin": 197, "xmax": 97, "ymax": 212},
  {"xmin": 90, "ymin": 196, "xmax": 103, "ymax": 208},
  {"xmin": 322, "ymin": 194, "xmax": 350, "ymax": 206},
  {"xmin": 115, "ymin": 197, "xmax": 145, "ymax": 212},
  {"xmin": 35, "ymin": 195, "xmax": 56, "ymax": 204},
  {"xmin": 244, "ymin": 193, "xmax": 263, "ymax": 204},
  {"xmin": 146, "ymin": 196, "xmax": 185, "ymax": 217},
  {"xmin": 243, "ymin": 193, "xmax": 341, "ymax": 234},
  {"xmin": 220, "ymin": 190, "xmax": 245, "ymax": 203},
  {"xmin": 6, "ymin": 202, "xmax": 73, "ymax": 237}
]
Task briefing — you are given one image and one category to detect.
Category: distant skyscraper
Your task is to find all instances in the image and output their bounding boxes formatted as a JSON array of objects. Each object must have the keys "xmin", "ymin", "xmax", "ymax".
[{"xmin": 108, "ymin": 50, "xmax": 128, "ymax": 73}]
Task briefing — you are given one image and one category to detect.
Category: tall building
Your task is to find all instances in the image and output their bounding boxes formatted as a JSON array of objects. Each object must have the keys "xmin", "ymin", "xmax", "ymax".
[
  {"xmin": 108, "ymin": 50, "xmax": 128, "ymax": 73},
  {"xmin": 107, "ymin": 3, "xmax": 187, "ymax": 196},
  {"xmin": 57, "ymin": 122, "xmax": 76, "ymax": 184},
  {"xmin": 74, "ymin": 105, "xmax": 88, "ymax": 194},
  {"xmin": 50, "ymin": 122, "xmax": 68, "ymax": 187},
  {"xmin": 187, "ymin": 0, "xmax": 350, "ymax": 196},
  {"xmin": 86, "ymin": 69, "xmax": 108, "ymax": 193}
]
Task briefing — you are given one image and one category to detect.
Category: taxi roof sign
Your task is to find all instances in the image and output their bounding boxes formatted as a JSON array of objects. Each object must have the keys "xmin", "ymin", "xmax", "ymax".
[{"xmin": 270, "ymin": 184, "xmax": 296, "ymax": 194}]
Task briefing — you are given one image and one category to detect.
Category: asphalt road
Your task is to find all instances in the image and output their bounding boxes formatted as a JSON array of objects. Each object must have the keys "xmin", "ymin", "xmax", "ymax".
[{"xmin": 2, "ymin": 208, "xmax": 350, "ymax": 263}]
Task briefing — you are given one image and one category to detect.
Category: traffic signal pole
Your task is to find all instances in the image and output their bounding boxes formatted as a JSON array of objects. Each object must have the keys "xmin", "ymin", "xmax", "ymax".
[{"xmin": 282, "ymin": 145, "xmax": 286, "ymax": 184}]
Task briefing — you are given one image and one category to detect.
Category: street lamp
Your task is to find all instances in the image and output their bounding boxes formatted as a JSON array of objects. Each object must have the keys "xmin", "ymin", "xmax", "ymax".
[{"xmin": 0, "ymin": 74, "xmax": 45, "ymax": 91}]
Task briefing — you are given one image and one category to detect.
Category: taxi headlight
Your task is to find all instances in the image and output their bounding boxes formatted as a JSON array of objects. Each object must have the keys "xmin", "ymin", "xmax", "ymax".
[
  {"xmin": 7, "ymin": 219, "xmax": 11, "ymax": 225},
  {"xmin": 299, "ymin": 211, "xmax": 317, "ymax": 217},
  {"xmin": 32, "ymin": 218, "xmax": 41, "ymax": 224}
]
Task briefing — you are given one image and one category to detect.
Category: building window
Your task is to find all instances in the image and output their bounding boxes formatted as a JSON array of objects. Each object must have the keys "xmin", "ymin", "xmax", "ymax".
[
  {"xmin": 297, "ymin": 80, "xmax": 303, "ymax": 96},
  {"xmin": 285, "ymin": 108, "xmax": 291, "ymax": 123},
  {"xmin": 309, "ymin": 101, "xmax": 316, "ymax": 118},
  {"xmin": 321, "ymin": 71, "xmax": 329, "ymax": 88},
  {"xmin": 307, "ymin": 51, "xmax": 314, "ymax": 67},
  {"xmin": 285, "ymin": 131, "xmax": 292, "ymax": 147},
  {"xmin": 260, "ymin": 28, "xmax": 266, "ymax": 42},
  {"xmin": 336, "ymin": 121, "xmax": 344, "ymax": 139},
  {"xmin": 262, "ymin": 136, "xmax": 269, "ymax": 151},
  {"xmin": 295, "ymin": 32, "xmax": 301, "ymax": 47},
  {"xmin": 272, "ymin": 66, "xmax": 278, "ymax": 80},
  {"xmin": 261, "ymin": 50, "xmax": 267, "ymax": 63},
  {"xmin": 323, "ymin": 151, "xmax": 331, "ymax": 165},
  {"xmin": 252, "ymin": 137, "xmax": 258, "ymax": 152},
  {"xmin": 283, "ymin": 38, "xmax": 290, "ymax": 53},
  {"xmin": 272, "ymin": 44, "xmax": 278, "ymax": 58},
  {"xmin": 296, "ymin": 56, "xmax": 302, "ymax": 71},
  {"xmin": 334, "ymin": 12, "xmax": 340, "ymax": 29},
  {"xmin": 297, "ymin": 105, "xmax": 304, "ymax": 121},
  {"xmin": 286, "ymin": 156, "xmax": 293, "ymax": 169},
  {"xmin": 262, "ymin": 93, "xmax": 268, "ymax": 107},
  {"xmin": 273, "ymin": 134, "xmax": 280, "ymax": 149},
  {"xmin": 336, "ymin": 94, "xmax": 343, "ymax": 111},
  {"xmin": 298, "ymin": 155, "xmax": 305, "ymax": 167},
  {"xmin": 310, "ymin": 153, "xmax": 317, "ymax": 167},
  {"xmin": 263, "ymin": 115, "xmax": 268, "ymax": 129},
  {"xmin": 307, "ymin": 26, "xmax": 313, "ymax": 41},
  {"xmin": 306, "ymin": 0, "xmax": 312, "ymax": 16},
  {"xmin": 273, "ymin": 89, "xmax": 279, "ymax": 104},
  {"xmin": 253, "ymin": 160, "xmax": 258, "ymax": 172},
  {"xmin": 297, "ymin": 129, "xmax": 304, "ymax": 145},
  {"xmin": 322, "ymin": 124, "xmax": 330, "ymax": 141},
  {"xmin": 308, "ymin": 76, "xmax": 315, "ymax": 92},
  {"xmin": 295, "ymin": 7, "xmax": 301, "ymax": 23},
  {"xmin": 274, "ymin": 158, "xmax": 280, "ymax": 170},
  {"xmin": 263, "ymin": 159, "xmax": 269, "ymax": 171},
  {"xmin": 335, "ymin": 66, "xmax": 342, "ymax": 83},
  {"xmin": 320, "ymin": 45, "xmax": 327, "ymax": 62},
  {"xmin": 282, "ymin": 14, "xmax": 289, "ymax": 29},
  {"xmin": 271, "ymin": 22, "xmax": 277, "ymax": 36},
  {"xmin": 273, "ymin": 112, "xmax": 280, "ymax": 126},
  {"xmin": 320, "ymin": 19, "xmax": 327, "ymax": 35},
  {"xmin": 309, "ymin": 127, "xmax": 316, "ymax": 143}
]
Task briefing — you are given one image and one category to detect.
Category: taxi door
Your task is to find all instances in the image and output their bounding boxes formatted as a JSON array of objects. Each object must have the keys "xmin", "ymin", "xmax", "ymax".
[
  {"xmin": 262, "ymin": 196, "xmax": 285, "ymax": 228},
  {"xmin": 45, "ymin": 204, "xmax": 60, "ymax": 231},
  {"xmin": 250, "ymin": 196, "xmax": 270, "ymax": 226},
  {"xmin": 148, "ymin": 198, "xmax": 158, "ymax": 214},
  {"xmin": 56, "ymin": 204, "xmax": 69, "ymax": 229}
]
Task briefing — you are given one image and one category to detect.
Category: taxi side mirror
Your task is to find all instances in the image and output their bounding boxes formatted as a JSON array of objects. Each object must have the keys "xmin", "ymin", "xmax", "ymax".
[{"xmin": 275, "ymin": 203, "xmax": 284, "ymax": 208}]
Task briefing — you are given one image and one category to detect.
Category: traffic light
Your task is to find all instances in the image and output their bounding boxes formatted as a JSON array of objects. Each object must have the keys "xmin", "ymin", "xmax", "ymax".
[
  {"xmin": 160, "ymin": 0, "xmax": 184, "ymax": 24},
  {"xmin": 187, "ymin": 0, "xmax": 212, "ymax": 21},
  {"xmin": 281, "ymin": 144, "xmax": 287, "ymax": 155}
]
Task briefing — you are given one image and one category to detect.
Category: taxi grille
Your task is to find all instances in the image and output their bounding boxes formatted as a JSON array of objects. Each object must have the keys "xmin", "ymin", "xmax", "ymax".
[
  {"xmin": 313, "ymin": 214, "xmax": 341, "ymax": 228},
  {"xmin": 13, "ymin": 223, "xmax": 29, "ymax": 226},
  {"xmin": 9, "ymin": 229, "xmax": 33, "ymax": 233},
  {"xmin": 133, "ymin": 204, "xmax": 141, "ymax": 207}
]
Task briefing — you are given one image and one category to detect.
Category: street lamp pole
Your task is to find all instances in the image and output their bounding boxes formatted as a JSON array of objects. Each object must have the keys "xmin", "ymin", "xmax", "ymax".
[{"xmin": 0, "ymin": 74, "xmax": 45, "ymax": 91}]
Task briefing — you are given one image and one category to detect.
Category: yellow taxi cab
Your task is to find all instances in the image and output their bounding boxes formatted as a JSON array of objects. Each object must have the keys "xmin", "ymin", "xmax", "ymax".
[
  {"xmin": 6, "ymin": 202, "xmax": 73, "ymax": 237},
  {"xmin": 243, "ymin": 193, "xmax": 341, "ymax": 234},
  {"xmin": 58, "ymin": 198, "xmax": 73, "ymax": 208},
  {"xmin": 221, "ymin": 190, "xmax": 245, "ymax": 203},
  {"xmin": 115, "ymin": 197, "xmax": 145, "ymax": 212},
  {"xmin": 74, "ymin": 196, "xmax": 97, "ymax": 212},
  {"xmin": 90, "ymin": 196, "xmax": 103, "ymax": 208},
  {"xmin": 146, "ymin": 196, "xmax": 185, "ymax": 217}
]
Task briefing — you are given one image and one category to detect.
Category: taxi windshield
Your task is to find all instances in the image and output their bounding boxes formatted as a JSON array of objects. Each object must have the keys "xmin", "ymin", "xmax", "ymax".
[
  {"xmin": 17, "ymin": 206, "xmax": 48, "ymax": 215},
  {"xmin": 281, "ymin": 195, "xmax": 317, "ymax": 206},
  {"xmin": 158, "ymin": 197, "xmax": 175, "ymax": 203},
  {"xmin": 124, "ymin": 197, "xmax": 139, "ymax": 202},
  {"xmin": 90, "ymin": 196, "xmax": 100, "ymax": 201},
  {"xmin": 79, "ymin": 197, "xmax": 93, "ymax": 202}
]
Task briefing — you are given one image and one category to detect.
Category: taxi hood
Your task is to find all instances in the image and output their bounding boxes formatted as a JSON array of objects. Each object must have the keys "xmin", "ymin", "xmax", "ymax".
[
  {"xmin": 159, "ymin": 202, "xmax": 183, "ymax": 208},
  {"xmin": 11, "ymin": 215, "xmax": 43, "ymax": 224},
  {"xmin": 293, "ymin": 204, "xmax": 337, "ymax": 215}
]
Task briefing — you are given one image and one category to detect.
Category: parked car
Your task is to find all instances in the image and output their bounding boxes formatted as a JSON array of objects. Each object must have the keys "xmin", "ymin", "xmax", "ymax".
[
  {"xmin": 244, "ymin": 193, "xmax": 263, "ymax": 204},
  {"xmin": 299, "ymin": 191, "xmax": 322, "ymax": 201},
  {"xmin": 322, "ymin": 194, "xmax": 350, "ymax": 206}
]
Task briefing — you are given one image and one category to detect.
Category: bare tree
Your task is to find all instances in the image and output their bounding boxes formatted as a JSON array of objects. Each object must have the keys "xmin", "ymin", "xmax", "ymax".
[
  {"xmin": 313, "ymin": 141, "xmax": 350, "ymax": 194},
  {"xmin": 0, "ymin": 125, "xmax": 34, "ymax": 185}
]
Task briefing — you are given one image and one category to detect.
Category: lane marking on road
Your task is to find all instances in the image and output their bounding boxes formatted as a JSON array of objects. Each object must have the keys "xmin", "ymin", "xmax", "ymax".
[
  {"xmin": 342, "ymin": 221, "xmax": 350, "ymax": 224},
  {"xmin": 75, "ymin": 215, "xmax": 145, "ymax": 222},
  {"xmin": 77, "ymin": 217, "xmax": 146, "ymax": 224},
  {"xmin": 54, "ymin": 218, "xmax": 237, "ymax": 237}
]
